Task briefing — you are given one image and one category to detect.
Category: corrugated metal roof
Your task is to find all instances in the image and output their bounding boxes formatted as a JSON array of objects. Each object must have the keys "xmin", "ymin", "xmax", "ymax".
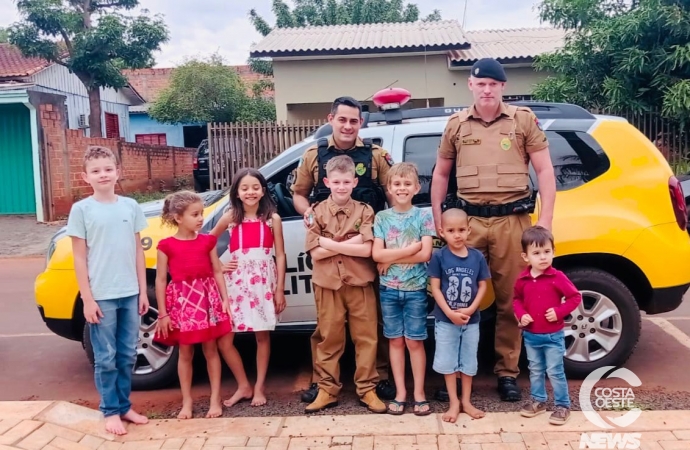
[
  {"xmin": 250, "ymin": 20, "xmax": 470, "ymax": 57},
  {"xmin": 449, "ymin": 27, "xmax": 566, "ymax": 64},
  {"xmin": 0, "ymin": 44, "xmax": 51, "ymax": 78}
]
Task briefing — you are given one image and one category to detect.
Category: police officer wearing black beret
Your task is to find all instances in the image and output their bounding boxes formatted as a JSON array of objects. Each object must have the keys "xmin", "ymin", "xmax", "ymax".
[{"xmin": 431, "ymin": 57, "xmax": 557, "ymax": 404}]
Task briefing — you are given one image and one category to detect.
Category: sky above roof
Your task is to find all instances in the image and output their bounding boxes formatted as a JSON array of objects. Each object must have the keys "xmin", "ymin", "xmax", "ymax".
[{"xmin": 0, "ymin": 0, "xmax": 545, "ymax": 68}]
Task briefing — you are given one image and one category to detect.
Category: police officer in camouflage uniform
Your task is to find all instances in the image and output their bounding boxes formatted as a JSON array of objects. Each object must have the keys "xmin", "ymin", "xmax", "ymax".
[
  {"xmin": 430, "ymin": 58, "xmax": 557, "ymax": 402},
  {"xmin": 290, "ymin": 96, "xmax": 397, "ymax": 403}
]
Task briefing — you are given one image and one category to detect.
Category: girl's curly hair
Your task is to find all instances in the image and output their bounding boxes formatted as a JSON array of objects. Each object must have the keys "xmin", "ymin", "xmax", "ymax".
[{"xmin": 161, "ymin": 190, "xmax": 203, "ymax": 228}]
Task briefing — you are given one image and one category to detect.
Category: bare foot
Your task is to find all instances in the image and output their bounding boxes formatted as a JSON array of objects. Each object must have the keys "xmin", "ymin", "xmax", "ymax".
[
  {"xmin": 462, "ymin": 400, "xmax": 485, "ymax": 419},
  {"xmin": 206, "ymin": 395, "xmax": 223, "ymax": 418},
  {"xmin": 104, "ymin": 415, "xmax": 127, "ymax": 435},
  {"xmin": 251, "ymin": 386, "xmax": 267, "ymax": 407},
  {"xmin": 121, "ymin": 409, "xmax": 149, "ymax": 425},
  {"xmin": 223, "ymin": 385, "xmax": 253, "ymax": 407},
  {"xmin": 442, "ymin": 401, "xmax": 461, "ymax": 423},
  {"xmin": 177, "ymin": 400, "xmax": 193, "ymax": 420}
]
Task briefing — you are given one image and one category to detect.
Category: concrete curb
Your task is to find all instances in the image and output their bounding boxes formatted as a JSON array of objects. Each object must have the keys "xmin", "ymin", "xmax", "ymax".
[{"xmin": 2, "ymin": 401, "xmax": 690, "ymax": 446}]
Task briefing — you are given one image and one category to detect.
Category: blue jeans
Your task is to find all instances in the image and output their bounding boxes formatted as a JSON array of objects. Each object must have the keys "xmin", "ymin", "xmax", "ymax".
[
  {"xmin": 379, "ymin": 286, "xmax": 428, "ymax": 340},
  {"xmin": 523, "ymin": 330, "xmax": 570, "ymax": 408},
  {"xmin": 89, "ymin": 294, "xmax": 139, "ymax": 417}
]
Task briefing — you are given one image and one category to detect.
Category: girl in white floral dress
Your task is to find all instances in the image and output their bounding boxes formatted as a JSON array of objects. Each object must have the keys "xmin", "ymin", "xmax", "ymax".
[{"xmin": 210, "ymin": 168, "xmax": 287, "ymax": 408}]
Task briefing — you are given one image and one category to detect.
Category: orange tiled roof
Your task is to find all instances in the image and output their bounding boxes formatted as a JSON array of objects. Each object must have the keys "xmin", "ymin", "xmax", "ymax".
[
  {"xmin": 0, "ymin": 43, "xmax": 52, "ymax": 78},
  {"xmin": 122, "ymin": 65, "xmax": 274, "ymax": 102}
]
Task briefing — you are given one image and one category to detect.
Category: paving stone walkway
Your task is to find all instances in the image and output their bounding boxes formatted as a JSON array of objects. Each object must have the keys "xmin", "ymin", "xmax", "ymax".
[{"xmin": 1, "ymin": 401, "xmax": 689, "ymax": 450}]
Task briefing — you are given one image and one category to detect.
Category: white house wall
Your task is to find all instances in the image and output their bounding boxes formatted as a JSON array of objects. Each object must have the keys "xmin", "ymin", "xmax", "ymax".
[{"xmin": 29, "ymin": 64, "xmax": 132, "ymax": 138}]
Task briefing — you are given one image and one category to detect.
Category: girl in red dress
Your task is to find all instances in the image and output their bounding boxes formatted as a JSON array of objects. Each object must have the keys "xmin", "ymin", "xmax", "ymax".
[
  {"xmin": 154, "ymin": 190, "xmax": 231, "ymax": 420},
  {"xmin": 211, "ymin": 168, "xmax": 287, "ymax": 408}
]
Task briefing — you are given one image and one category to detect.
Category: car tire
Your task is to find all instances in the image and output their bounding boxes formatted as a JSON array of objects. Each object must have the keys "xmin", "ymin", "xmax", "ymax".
[
  {"xmin": 83, "ymin": 284, "xmax": 179, "ymax": 391},
  {"xmin": 561, "ymin": 267, "xmax": 641, "ymax": 379}
]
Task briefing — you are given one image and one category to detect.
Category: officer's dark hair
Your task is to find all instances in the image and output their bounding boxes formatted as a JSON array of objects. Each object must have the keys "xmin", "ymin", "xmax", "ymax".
[
  {"xmin": 331, "ymin": 96, "xmax": 362, "ymax": 116},
  {"xmin": 521, "ymin": 225, "xmax": 554, "ymax": 252},
  {"xmin": 228, "ymin": 167, "xmax": 277, "ymax": 225}
]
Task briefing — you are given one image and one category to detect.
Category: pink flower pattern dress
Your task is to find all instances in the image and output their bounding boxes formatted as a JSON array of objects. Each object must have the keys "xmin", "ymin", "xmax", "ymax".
[
  {"xmin": 154, "ymin": 234, "xmax": 231, "ymax": 346},
  {"xmin": 224, "ymin": 218, "xmax": 278, "ymax": 332}
]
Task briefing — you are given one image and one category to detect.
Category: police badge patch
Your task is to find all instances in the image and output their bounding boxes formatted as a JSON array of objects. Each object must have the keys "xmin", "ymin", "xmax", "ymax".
[
  {"xmin": 381, "ymin": 150, "xmax": 394, "ymax": 166},
  {"xmin": 356, "ymin": 162, "xmax": 366, "ymax": 176}
]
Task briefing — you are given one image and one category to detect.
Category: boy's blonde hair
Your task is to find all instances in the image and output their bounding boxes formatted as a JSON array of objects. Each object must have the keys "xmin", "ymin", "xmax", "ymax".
[
  {"xmin": 387, "ymin": 162, "xmax": 419, "ymax": 185},
  {"xmin": 326, "ymin": 154, "xmax": 356, "ymax": 177},
  {"xmin": 83, "ymin": 146, "xmax": 117, "ymax": 170}
]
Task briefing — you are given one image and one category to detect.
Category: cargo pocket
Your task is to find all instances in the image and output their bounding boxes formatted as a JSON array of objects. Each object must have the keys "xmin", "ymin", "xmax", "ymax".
[
  {"xmin": 496, "ymin": 164, "xmax": 528, "ymax": 188},
  {"xmin": 456, "ymin": 165, "xmax": 480, "ymax": 190}
]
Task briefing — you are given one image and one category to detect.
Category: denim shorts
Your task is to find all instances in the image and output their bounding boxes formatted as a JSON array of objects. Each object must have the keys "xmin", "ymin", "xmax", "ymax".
[
  {"xmin": 433, "ymin": 319, "xmax": 480, "ymax": 376},
  {"xmin": 379, "ymin": 286, "xmax": 428, "ymax": 340}
]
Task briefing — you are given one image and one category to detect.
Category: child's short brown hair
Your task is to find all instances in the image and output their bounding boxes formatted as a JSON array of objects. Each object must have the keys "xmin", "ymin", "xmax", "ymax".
[
  {"xmin": 83, "ymin": 146, "xmax": 117, "ymax": 170},
  {"xmin": 326, "ymin": 154, "xmax": 355, "ymax": 177},
  {"xmin": 387, "ymin": 162, "xmax": 419, "ymax": 185},
  {"xmin": 521, "ymin": 225, "xmax": 554, "ymax": 252}
]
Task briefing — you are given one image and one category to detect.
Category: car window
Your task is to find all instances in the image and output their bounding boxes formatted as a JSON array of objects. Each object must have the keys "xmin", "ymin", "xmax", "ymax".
[
  {"xmin": 402, "ymin": 134, "xmax": 442, "ymax": 205},
  {"xmin": 539, "ymin": 130, "xmax": 611, "ymax": 191}
]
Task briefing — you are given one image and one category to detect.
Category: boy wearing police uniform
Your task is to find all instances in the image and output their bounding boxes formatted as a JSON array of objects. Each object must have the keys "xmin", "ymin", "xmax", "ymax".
[
  {"xmin": 304, "ymin": 154, "xmax": 386, "ymax": 414},
  {"xmin": 430, "ymin": 58, "xmax": 557, "ymax": 402},
  {"xmin": 291, "ymin": 96, "xmax": 396, "ymax": 403}
]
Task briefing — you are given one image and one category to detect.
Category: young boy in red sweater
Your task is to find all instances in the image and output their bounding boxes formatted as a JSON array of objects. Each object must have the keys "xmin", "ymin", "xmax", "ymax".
[{"xmin": 513, "ymin": 226, "xmax": 582, "ymax": 425}]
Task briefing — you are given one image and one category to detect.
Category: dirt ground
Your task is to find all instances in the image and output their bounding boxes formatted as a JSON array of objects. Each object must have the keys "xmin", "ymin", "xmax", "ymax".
[{"xmin": 0, "ymin": 216, "xmax": 65, "ymax": 258}]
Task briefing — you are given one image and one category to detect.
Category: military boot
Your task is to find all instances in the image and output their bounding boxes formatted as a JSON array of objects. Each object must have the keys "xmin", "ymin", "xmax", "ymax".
[
  {"xmin": 358, "ymin": 389, "xmax": 386, "ymax": 413},
  {"xmin": 304, "ymin": 389, "xmax": 338, "ymax": 414}
]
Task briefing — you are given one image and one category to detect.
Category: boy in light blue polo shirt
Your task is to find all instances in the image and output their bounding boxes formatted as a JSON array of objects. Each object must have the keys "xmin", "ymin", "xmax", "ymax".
[{"xmin": 66, "ymin": 146, "xmax": 150, "ymax": 435}]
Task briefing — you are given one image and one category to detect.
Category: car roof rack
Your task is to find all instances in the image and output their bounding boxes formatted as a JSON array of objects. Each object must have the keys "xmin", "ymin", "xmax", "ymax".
[{"xmin": 311, "ymin": 101, "xmax": 595, "ymax": 140}]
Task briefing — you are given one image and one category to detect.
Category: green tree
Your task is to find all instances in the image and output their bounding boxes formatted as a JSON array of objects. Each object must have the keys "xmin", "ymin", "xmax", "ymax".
[
  {"xmin": 533, "ymin": 0, "xmax": 690, "ymax": 122},
  {"xmin": 248, "ymin": 0, "xmax": 442, "ymax": 75},
  {"xmin": 148, "ymin": 54, "xmax": 276, "ymax": 125},
  {"xmin": 0, "ymin": 28, "xmax": 8, "ymax": 43},
  {"xmin": 8, "ymin": 0, "xmax": 168, "ymax": 137}
]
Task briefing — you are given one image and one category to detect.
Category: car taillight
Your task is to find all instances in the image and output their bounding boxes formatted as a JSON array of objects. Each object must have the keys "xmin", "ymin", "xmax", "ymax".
[
  {"xmin": 193, "ymin": 157, "xmax": 198, "ymax": 170},
  {"xmin": 669, "ymin": 176, "xmax": 687, "ymax": 231}
]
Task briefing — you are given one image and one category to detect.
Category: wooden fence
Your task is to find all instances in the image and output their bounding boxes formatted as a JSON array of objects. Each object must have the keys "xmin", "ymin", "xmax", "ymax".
[{"xmin": 208, "ymin": 120, "xmax": 326, "ymax": 189}]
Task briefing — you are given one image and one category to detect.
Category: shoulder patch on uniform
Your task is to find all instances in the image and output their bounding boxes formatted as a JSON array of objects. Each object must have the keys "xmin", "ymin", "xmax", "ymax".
[
  {"xmin": 380, "ymin": 150, "xmax": 394, "ymax": 166},
  {"xmin": 534, "ymin": 115, "xmax": 543, "ymax": 131}
]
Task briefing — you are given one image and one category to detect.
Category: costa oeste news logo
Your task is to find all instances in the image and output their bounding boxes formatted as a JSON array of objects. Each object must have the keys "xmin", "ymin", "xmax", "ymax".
[{"xmin": 579, "ymin": 366, "xmax": 642, "ymax": 449}]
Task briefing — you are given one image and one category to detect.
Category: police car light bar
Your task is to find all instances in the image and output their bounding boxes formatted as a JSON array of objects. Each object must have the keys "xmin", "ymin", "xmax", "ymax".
[{"xmin": 372, "ymin": 87, "xmax": 411, "ymax": 111}]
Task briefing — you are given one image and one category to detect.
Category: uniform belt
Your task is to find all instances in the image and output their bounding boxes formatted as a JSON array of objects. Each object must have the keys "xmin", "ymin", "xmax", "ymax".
[{"xmin": 443, "ymin": 194, "xmax": 536, "ymax": 217}]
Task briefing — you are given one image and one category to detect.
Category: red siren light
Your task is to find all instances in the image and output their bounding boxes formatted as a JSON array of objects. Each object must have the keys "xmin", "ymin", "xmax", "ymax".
[{"xmin": 372, "ymin": 87, "xmax": 411, "ymax": 110}]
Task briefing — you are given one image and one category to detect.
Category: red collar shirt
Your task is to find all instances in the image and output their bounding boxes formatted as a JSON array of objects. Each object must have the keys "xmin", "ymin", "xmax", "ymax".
[{"xmin": 512, "ymin": 266, "xmax": 582, "ymax": 334}]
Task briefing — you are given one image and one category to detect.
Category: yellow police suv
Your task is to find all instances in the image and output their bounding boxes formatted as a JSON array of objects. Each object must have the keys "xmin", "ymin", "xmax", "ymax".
[{"xmin": 35, "ymin": 99, "xmax": 690, "ymax": 390}]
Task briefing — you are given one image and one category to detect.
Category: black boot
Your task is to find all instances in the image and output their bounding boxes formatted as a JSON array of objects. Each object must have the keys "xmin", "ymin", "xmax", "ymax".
[
  {"xmin": 301, "ymin": 383, "xmax": 319, "ymax": 403},
  {"xmin": 375, "ymin": 379, "xmax": 396, "ymax": 401},
  {"xmin": 433, "ymin": 379, "xmax": 461, "ymax": 402},
  {"xmin": 497, "ymin": 376, "xmax": 521, "ymax": 402}
]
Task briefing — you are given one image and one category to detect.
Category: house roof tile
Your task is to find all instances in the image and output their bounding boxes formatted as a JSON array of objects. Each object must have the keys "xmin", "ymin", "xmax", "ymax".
[
  {"xmin": 122, "ymin": 65, "xmax": 273, "ymax": 102},
  {"xmin": 249, "ymin": 20, "xmax": 471, "ymax": 57},
  {"xmin": 449, "ymin": 27, "xmax": 566, "ymax": 64},
  {"xmin": 0, "ymin": 43, "xmax": 52, "ymax": 78}
]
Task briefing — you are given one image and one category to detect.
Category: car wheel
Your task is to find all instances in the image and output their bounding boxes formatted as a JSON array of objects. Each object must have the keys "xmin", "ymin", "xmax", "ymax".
[
  {"xmin": 561, "ymin": 267, "xmax": 641, "ymax": 379},
  {"xmin": 83, "ymin": 283, "xmax": 179, "ymax": 390}
]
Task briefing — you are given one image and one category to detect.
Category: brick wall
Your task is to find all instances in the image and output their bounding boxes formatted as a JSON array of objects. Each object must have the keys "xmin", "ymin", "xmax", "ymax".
[{"xmin": 38, "ymin": 103, "xmax": 195, "ymax": 220}]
